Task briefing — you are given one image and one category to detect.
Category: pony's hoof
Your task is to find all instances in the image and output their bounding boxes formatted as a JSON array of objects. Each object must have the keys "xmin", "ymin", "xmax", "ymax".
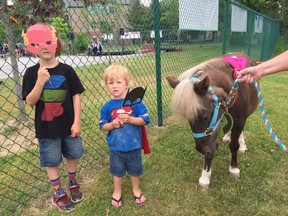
[
  {"xmin": 199, "ymin": 183, "xmax": 209, "ymax": 192},
  {"xmin": 230, "ymin": 172, "xmax": 240, "ymax": 179},
  {"xmin": 238, "ymin": 147, "xmax": 247, "ymax": 154},
  {"xmin": 229, "ymin": 166, "xmax": 240, "ymax": 179},
  {"xmin": 238, "ymin": 142, "xmax": 248, "ymax": 154}
]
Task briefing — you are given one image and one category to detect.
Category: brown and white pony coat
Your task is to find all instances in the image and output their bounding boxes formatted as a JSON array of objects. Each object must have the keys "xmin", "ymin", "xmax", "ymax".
[{"xmin": 166, "ymin": 53, "xmax": 258, "ymax": 190}]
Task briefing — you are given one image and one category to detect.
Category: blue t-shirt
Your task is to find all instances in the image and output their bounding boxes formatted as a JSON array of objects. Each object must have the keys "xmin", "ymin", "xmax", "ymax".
[{"xmin": 99, "ymin": 99, "xmax": 150, "ymax": 152}]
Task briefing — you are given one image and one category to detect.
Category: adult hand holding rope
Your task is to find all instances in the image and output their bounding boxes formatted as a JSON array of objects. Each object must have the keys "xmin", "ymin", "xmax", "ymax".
[
  {"xmin": 237, "ymin": 50, "xmax": 288, "ymax": 83},
  {"xmin": 237, "ymin": 51, "xmax": 288, "ymax": 152}
]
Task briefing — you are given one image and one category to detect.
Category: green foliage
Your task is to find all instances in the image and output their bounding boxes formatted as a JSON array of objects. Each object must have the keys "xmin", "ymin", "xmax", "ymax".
[
  {"xmin": 160, "ymin": 0, "xmax": 179, "ymax": 30},
  {"xmin": 126, "ymin": 0, "xmax": 153, "ymax": 31},
  {"xmin": 0, "ymin": 0, "xmax": 66, "ymax": 44},
  {"xmin": 98, "ymin": 19, "xmax": 116, "ymax": 34},
  {"xmin": 50, "ymin": 17, "xmax": 71, "ymax": 43},
  {"xmin": 0, "ymin": 24, "xmax": 7, "ymax": 42},
  {"xmin": 126, "ymin": 0, "xmax": 180, "ymax": 32},
  {"xmin": 7, "ymin": 0, "xmax": 64, "ymax": 26},
  {"xmin": 0, "ymin": 22, "xmax": 23, "ymax": 43},
  {"xmin": 86, "ymin": 1, "xmax": 119, "ymax": 35},
  {"xmin": 73, "ymin": 33, "xmax": 90, "ymax": 53}
]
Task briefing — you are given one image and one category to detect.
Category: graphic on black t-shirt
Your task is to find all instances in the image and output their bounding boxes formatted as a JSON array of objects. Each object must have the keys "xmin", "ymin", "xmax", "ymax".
[{"xmin": 40, "ymin": 75, "xmax": 67, "ymax": 121}]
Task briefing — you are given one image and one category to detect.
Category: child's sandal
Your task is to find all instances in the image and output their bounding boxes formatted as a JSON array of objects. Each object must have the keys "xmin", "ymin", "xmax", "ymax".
[
  {"xmin": 111, "ymin": 197, "xmax": 122, "ymax": 208},
  {"xmin": 134, "ymin": 193, "xmax": 146, "ymax": 206}
]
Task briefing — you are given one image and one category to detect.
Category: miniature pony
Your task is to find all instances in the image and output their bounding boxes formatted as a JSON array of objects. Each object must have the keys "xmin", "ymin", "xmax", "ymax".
[{"xmin": 166, "ymin": 52, "xmax": 258, "ymax": 190}]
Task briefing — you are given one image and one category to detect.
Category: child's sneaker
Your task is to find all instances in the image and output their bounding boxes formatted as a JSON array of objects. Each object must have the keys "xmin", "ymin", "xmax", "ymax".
[
  {"xmin": 68, "ymin": 181, "xmax": 84, "ymax": 203},
  {"xmin": 51, "ymin": 192, "xmax": 75, "ymax": 212}
]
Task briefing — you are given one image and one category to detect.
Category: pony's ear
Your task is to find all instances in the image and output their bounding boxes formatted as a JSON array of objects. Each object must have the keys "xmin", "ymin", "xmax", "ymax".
[
  {"xmin": 166, "ymin": 76, "xmax": 180, "ymax": 89},
  {"xmin": 194, "ymin": 76, "xmax": 209, "ymax": 95}
]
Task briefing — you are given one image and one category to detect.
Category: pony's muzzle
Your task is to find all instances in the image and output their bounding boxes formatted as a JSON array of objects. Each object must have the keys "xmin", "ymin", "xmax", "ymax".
[{"xmin": 204, "ymin": 151, "xmax": 215, "ymax": 160}]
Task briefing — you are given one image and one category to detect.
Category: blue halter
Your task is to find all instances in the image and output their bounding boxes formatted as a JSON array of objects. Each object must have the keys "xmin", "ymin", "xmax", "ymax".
[{"xmin": 188, "ymin": 77, "xmax": 227, "ymax": 138}]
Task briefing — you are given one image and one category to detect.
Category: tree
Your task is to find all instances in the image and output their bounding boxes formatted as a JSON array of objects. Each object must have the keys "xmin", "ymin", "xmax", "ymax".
[
  {"xmin": 125, "ymin": 0, "xmax": 153, "ymax": 31},
  {"xmin": 74, "ymin": 32, "xmax": 90, "ymax": 53},
  {"xmin": 159, "ymin": 0, "xmax": 179, "ymax": 30},
  {"xmin": 8, "ymin": 0, "xmax": 63, "ymax": 26},
  {"xmin": 51, "ymin": 17, "xmax": 70, "ymax": 43}
]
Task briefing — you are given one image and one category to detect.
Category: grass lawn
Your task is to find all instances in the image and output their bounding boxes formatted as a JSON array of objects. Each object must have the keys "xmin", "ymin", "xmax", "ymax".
[{"xmin": 18, "ymin": 69, "xmax": 288, "ymax": 216}]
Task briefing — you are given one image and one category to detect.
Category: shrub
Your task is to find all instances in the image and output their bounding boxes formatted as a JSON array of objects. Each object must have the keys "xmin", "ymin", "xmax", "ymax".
[{"xmin": 73, "ymin": 33, "xmax": 90, "ymax": 54}]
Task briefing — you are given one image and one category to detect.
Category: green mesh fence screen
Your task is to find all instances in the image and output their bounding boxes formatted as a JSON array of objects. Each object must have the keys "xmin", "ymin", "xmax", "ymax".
[{"xmin": 0, "ymin": 0, "xmax": 280, "ymax": 214}]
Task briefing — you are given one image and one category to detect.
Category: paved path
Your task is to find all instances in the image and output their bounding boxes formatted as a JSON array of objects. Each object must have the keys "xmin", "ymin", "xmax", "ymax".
[{"xmin": 0, "ymin": 53, "xmax": 141, "ymax": 79}]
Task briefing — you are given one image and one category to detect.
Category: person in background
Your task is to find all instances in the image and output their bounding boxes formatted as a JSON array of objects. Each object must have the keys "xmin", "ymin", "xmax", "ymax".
[
  {"xmin": 17, "ymin": 42, "xmax": 24, "ymax": 56},
  {"xmin": 93, "ymin": 39, "xmax": 102, "ymax": 56},
  {"xmin": 22, "ymin": 23, "xmax": 85, "ymax": 213},
  {"xmin": 3, "ymin": 43, "xmax": 9, "ymax": 58},
  {"xmin": 15, "ymin": 43, "xmax": 20, "ymax": 57},
  {"xmin": 99, "ymin": 64, "xmax": 149, "ymax": 208},
  {"xmin": 88, "ymin": 41, "xmax": 94, "ymax": 56},
  {"xmin": 238, "ymin": 51, "xmax": 288, "ymax": 83},
  {"xmin": 0, "ymin": 42, "xmax": 4, "ymax": 58}
]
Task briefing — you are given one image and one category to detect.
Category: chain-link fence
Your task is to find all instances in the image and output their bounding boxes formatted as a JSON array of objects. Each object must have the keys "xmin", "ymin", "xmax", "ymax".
[{"xmin": 0, "ymin": 0, "xmax": 280, "ymax": 214}]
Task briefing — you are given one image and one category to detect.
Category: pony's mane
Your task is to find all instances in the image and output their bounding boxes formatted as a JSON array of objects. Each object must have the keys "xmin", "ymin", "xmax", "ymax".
[
  {"xmin": 171, "ymin": 58, "xmax": 227, "ymax": 122},
  {"xmin": 179, "ymin": 59, "xmax": 226, "ymax": 81},
  {"xmin": 171, "ymin": 78, "xmax": 205, "ymax": 122}
]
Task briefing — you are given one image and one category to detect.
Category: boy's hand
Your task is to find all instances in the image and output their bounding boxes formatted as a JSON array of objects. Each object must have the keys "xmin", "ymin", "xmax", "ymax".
[
  {"xmin": 112, "ymin": 118, "xmax": 121, "ymax": 128},
  {"xmin": 71, "ymin": 122, "xmax": 81, "ymax": 137},
  {"xmin": 118, "ymin": 113, "xmax": 130, "ymax": 124},
  {"xmin": 37, "ymin": 63, "xmax": 50, "ymax": 86}
]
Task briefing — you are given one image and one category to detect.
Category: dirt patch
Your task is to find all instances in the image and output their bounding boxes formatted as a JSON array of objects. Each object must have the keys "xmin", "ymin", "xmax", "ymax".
[{"xmin": 0, "ymin": 119, "xmax": 37, "ymax": 157}]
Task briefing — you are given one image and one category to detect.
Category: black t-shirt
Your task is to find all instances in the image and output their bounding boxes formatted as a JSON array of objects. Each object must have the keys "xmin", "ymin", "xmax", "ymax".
[{"xmin": 22, "ymin": 62, "xmax": 85, "ymax": 138}]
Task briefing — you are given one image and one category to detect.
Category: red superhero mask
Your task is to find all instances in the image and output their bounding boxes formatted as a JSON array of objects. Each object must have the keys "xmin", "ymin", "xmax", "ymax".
[{"xmin": 22, "ymin": 24, "xmax": 58, "ymax": 54}]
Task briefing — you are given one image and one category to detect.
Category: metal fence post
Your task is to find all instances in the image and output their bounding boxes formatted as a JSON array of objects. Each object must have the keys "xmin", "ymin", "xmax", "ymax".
[
  {"xmin": 222, "ymin": 0, "xmax": 228, "ymax": 55},
  {"xmin": 154, "ymin": 0, "xmax": 163, "ymax": 127}
]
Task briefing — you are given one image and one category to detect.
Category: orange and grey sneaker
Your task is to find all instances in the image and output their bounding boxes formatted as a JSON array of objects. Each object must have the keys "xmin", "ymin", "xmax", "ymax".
[
  {"xmin": 51, "ymin": 192, "xmax": 75, "ymax": 212},
  {"xmin": 68, "ymin": 181, "xmax": 84, "ymax": 203}
]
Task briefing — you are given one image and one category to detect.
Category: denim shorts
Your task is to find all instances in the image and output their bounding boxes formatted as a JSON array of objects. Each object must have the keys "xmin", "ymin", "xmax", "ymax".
[
  {"xmin": 38, "ymin": 136, "xmax": 83, "ymax": 167},
  {"xmin": 109, "ymin": 148, "xmax": 143, "ymax": 177}
]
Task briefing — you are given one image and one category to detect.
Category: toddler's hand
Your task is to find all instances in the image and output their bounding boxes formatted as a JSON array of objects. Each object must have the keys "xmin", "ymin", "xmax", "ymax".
[
  {"xmin": 118, "ymin": 113, "xmax": 130, "ymax": 124},
  {"xmin": 112, "ymin": 119, "xmax": 121, "ymax": 129}
]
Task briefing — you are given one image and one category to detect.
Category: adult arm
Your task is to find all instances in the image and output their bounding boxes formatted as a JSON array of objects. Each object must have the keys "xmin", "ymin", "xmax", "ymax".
[{"xmin": 238, "ymin": 51, "xmax": 288, "ymax": 83}]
